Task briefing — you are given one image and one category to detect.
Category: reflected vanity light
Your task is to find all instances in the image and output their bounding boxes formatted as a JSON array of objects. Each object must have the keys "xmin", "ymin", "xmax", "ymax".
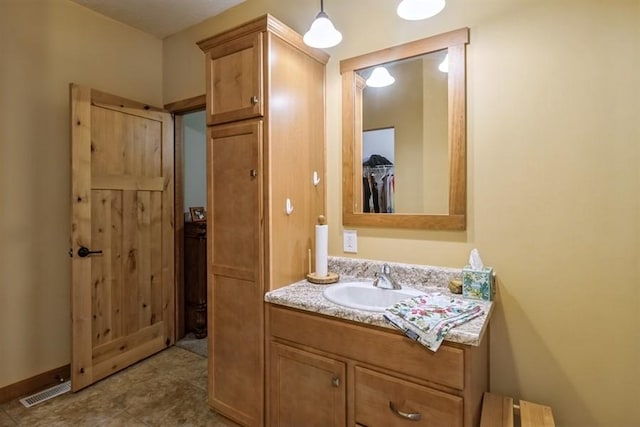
[
  {"xmin": 438, "ymin": 53, "xmax": 449, "ymax": 73},
  {"xmin": 397, "ymin": 0, "xmax": 446, "ymax": 21},
  {"xmin": 366, "ymin": 67, "xmax": 395, "ymax": 87},
  {"xmin": 303, "ymin": 0, "xmax": 342, "ymax": 48}
]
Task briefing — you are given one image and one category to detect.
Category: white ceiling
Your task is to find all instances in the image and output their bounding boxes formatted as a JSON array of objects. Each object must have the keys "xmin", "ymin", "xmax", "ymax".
[{"xmin": 70, "ymin": 0, "xmax": 246, "ymax": 39}]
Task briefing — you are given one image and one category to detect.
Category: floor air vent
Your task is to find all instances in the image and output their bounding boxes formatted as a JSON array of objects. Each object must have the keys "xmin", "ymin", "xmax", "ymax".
[{"xmin": 19, "ymin": 381, "xmax": 71, "ymax": 408}]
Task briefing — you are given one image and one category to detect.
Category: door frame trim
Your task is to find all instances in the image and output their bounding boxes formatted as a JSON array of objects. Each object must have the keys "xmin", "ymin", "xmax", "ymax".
[{"xmin": 165, "ymin": 94, "xmax": 206, "ymax": 340}]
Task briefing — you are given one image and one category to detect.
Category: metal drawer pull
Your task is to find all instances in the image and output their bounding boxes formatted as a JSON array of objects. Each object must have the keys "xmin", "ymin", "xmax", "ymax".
[
  {"xmin": 250, "ymin": 169, "xmax": 257, "ymax": 177},
  {"xmin": 250, "ymin": 96, "xmax": 259, "ymax": 105},
  {"xmin": 331, "ymin": 375, "xmax": 340, "ymax": 388},
  {"xmin": 389, "ymin": 402, "xmax": 422, "ymax": 421}
]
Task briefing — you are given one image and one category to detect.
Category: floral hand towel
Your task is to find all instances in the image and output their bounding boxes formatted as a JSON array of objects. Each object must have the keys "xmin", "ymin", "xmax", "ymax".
[{"xmin": 383, "ymin": 292, "xmax": 483, "ymax": 352}]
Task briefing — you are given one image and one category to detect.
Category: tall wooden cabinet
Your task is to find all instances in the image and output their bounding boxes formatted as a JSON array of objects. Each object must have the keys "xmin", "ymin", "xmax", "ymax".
[{"xmin": 197, "ymin": 15, "xmax": 329, "ymax": 427}]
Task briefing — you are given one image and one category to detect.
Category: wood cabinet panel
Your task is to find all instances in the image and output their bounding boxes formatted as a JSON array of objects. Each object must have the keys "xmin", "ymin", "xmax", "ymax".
[
  {"xmin": 269, "ymin": 306, "xmax": 464, "ymax": 390},
  {"xmin": 266, "ymin": 33, "xmax": 327, "ymax": 290},
  {"xmin": 269, "ymin": 343, "xmax": 346, "ymax": 427},
  {"xmin": 211, "ymin": 275, "xmax": 263, "ymax": 425},
  {"xmin": 208, "ymin": 121, "xmax": 263, "ymax": 426},
  {"xmin": 209, "ymin": 121, "xmax": 262, "ymax": 279},
  {"xmin": 355, "ymin": 367, "xmax": 463, "ymax": 427},
  {"xmin": 205, "ymin": 32, "xmax": 263, "ymax": 125}
]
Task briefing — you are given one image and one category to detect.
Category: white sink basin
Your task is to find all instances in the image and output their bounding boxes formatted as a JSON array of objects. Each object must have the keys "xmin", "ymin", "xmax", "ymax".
[{"xmin": 323, "ymin": 281, "xmax": 425, "ymax": 312}]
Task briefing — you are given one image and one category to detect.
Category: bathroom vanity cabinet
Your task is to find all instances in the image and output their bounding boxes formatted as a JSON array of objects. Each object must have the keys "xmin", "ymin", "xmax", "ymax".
[
  {"xmin": 197, "ymin": 15, "xmax": 328, "ymax": 427},
  {"xmin": 267, "ymin": 304, "xmax": 488, "ymax": 427}
]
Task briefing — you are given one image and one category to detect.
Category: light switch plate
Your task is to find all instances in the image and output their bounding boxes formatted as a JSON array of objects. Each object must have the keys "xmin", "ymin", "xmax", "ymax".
[{"xmin": 343, "ymin": 230, "xmax": 357, "ymax": 253}]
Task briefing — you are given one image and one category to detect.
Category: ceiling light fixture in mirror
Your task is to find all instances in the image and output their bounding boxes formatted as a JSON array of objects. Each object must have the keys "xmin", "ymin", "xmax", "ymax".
[{"xmin": 366, "ymin": 67, "xmax": 396, "ymax": 88}]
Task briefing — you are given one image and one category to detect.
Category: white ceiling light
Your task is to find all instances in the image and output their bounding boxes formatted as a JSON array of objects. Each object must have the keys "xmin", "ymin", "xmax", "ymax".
[
  {"xmin": 397, "ymin": 0, "xmax": 446, "ymax": 21},
  {"xmin": 366, "ymin": 67, "xmax": 395, "ymax": 88},
  {"xmin": 438, "ymin": 53, "xmax": 449, "ymax": 73},
  {"xmin": 303, "ymin": 0, "xmax": 342, "ymax": 49}
]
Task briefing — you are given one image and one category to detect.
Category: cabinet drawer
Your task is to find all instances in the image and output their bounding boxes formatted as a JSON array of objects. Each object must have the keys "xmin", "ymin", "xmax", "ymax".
[
  {"xmin": 355, "ymin": 367, "xmax": 463, "ymax": 427},
  {"xmin": 269, "ymin": 306, "xmax": 464, "ymax": 389}
]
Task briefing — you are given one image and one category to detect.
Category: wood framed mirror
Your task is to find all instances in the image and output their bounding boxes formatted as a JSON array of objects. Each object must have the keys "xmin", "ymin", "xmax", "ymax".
[{"xmin": 341, "ymin": 28, "xmax": 469, "ymax": 230}]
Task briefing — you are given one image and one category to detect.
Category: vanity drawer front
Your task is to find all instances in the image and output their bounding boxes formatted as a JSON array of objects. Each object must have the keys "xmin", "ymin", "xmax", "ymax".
[
  {"xmin": 268, "ymin": 306, "xmax": 464, "ymax": 389},
  {"xmin": 355, "ymin": 367, "xmax": 463, "ymax": 427}
]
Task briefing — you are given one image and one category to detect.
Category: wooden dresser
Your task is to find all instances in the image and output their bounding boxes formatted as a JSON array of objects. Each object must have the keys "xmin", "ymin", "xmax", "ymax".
[{"xmin": 184, "ymin": 221, "xmax": 207, "ymax": 338}]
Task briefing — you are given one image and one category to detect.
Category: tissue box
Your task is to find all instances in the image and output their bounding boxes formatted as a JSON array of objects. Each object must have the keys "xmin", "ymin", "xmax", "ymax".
[{"xmin": 462, "ymin": 266, "xmax": 494, "ymax": 301}]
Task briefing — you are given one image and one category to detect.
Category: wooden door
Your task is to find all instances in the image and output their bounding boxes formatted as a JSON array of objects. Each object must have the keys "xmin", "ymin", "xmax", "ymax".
[
  {"xmin": 70, "ymin": 84, "xmax": 174, "ymax": 391},
  {"xmin": 269, "ymin": 342, "xmax": 346, "ymax": 427},
  {"xmin": 208, "ymin": 120, "xmax": 263, "ymax": 426},
  {"xmin": 205, "ymin": 32, "xmax": 264, "ymax": 126}
]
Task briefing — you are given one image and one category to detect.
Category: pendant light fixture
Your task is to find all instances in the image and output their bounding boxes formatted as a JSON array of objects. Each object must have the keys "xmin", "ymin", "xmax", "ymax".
[
  {"xmin": 303, "ymin": 0, "xmax": 342, "ymax": 49},
  {"xmin": 366, "ymin": 67, "xmax": 395, "ymax": 88},
  {"xmin": 397, "ymin": 0, "xmax": 446, "ymax": 21}
]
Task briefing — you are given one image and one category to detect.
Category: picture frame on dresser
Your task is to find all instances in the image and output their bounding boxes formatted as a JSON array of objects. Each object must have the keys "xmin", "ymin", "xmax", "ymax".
[{"xmin": 189, "ymin": 206, "xmax": 205, "ymax": 222}]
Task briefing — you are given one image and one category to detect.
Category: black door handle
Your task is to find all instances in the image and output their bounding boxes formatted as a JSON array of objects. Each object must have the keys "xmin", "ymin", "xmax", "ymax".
[{"xmin": 77, "ymin": 246, "xmax": 103, "ymax": 258}]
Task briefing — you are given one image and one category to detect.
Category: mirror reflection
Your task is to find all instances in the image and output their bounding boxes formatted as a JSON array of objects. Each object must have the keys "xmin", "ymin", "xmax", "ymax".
[{"xmin": 358, "ymin": 49, "xmax": 449, "ymax": 215}]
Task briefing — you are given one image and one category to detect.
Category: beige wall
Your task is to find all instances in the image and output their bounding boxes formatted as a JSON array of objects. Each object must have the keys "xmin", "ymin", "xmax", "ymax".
[
  {"xmin": 164, "ymin": 1, "xmax": 639, "ymax": 425},
  {"xmin": 0, "ymin": 0, "xmax": 162, "ymax": 388},
  {"xmin": 1, "ymin": 0, "xmax": 637, "ymax": 425}
]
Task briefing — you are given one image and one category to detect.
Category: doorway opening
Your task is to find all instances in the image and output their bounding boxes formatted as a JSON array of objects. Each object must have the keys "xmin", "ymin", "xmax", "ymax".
[{"xmin": 166, "ymin": 95, "xmax": 207, "ymax": 357}]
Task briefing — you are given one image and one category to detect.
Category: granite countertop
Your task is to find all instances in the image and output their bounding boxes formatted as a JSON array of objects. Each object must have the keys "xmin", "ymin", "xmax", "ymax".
[{"xmin": 265, "ymin": 269, "xmax": 494, "ymax": 347}]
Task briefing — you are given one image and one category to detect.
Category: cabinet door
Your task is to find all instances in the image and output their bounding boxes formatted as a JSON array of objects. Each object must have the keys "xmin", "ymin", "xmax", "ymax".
[
  {"xmin": 208, "ymin": 121, "xmax": 264, "ymax": 426},
  {"xmin": 205, "ymin": 32, "xmax": 264, "ymax": 125},
  {"xmin": 270, "ymin": 342, "xmax": 346, "ymax": 427}
]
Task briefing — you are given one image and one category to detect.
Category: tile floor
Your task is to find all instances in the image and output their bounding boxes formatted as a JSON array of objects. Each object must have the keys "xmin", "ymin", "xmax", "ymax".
[{"xmin": 0, "ymin": 346, "xmax": 240, "ymax": 426}]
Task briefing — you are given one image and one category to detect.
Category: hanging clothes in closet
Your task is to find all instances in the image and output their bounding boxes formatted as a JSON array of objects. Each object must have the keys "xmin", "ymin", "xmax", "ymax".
[{"xmin": 363, "ymin": 154, "xmax": 394, "ymax": 213}]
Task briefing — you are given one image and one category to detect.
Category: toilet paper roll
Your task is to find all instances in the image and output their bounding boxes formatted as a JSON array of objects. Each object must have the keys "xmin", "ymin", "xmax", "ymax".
[{"xmin": 315, "ymin": 224, "xmax": 328, "ymax": 277}]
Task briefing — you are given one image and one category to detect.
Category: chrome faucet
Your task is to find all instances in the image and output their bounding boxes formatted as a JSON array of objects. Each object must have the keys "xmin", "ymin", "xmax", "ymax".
[{"xmin": 373, "ymin": 264, "xmax": 401, "ymax": 290}]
